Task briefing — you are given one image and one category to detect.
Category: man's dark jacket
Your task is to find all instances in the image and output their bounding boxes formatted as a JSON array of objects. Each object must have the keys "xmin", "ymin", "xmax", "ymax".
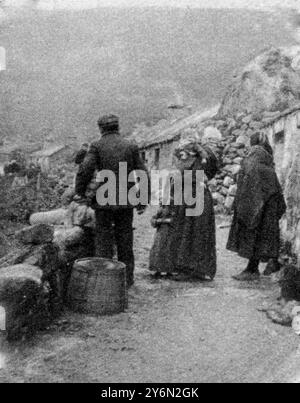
[
  {"xmin": 74, "ymin": 149, "xmax": 88, "ymax": 165},
  {"xmin": 75, "ymin": 131, "xmax": 148, "ymax": 209}
]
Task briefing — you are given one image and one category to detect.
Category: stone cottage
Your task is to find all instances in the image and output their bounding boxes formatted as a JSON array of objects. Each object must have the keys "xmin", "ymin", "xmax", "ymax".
[
  {"xmin": 32, "ymin": 144, "xmax": 72, "ymax": 173},
  {"xmin": 261, "ymin": 105, "xmax": 300, "ymax": 264},
  {"xmin": 0, "ymin": 143, "xmax": 42, "ymax": 174},
  {"xmin": 131, "ymin": 101, "xmax": 300, "ymax": 268},
  {"xmin": 130, "ymin": 106, "xmax": 219, "ymax": 170}
]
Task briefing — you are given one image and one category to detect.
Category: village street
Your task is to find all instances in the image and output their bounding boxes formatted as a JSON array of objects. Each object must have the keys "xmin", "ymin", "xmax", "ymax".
[{"xmin": 0, "ymin": 207, "xmax": 300, "ymax": 384}]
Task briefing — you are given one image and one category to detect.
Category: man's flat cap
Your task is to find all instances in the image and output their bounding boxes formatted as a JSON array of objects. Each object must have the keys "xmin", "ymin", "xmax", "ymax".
[{"xmin": 98, "ymin": 114, "xmax": 119, "ymax": 129}]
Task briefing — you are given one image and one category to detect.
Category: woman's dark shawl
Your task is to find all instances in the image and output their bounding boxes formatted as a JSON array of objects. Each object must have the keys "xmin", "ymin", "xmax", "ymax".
[{"xmin": 234, "ymin": 146, "xmax": 286, "ymax": 230}]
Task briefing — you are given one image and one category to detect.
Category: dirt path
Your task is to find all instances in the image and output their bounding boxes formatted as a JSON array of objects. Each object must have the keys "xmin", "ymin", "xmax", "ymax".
[{"xmin": 0, "ymin": 208, "xmax": 299, "ymax": 383}]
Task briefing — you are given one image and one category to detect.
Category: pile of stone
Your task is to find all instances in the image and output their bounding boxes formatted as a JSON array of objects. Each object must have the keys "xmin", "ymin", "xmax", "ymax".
[
  {"xmin": 0, "ymin": 208, "xmax": 95, "ymax": 341},
  {"xmin": 209, "ymin": 135, "xmax": 247, "ymax": 213},
  {"xmin": 258, "ymin": 265, "xmax": 300, "ymax": 328},
  {"xmin": 203, "ymin": 110, "xmax": 282, "ymax": 213}
]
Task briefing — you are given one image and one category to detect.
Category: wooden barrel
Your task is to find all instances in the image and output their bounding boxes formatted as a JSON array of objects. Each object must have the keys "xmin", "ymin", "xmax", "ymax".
[{"xmin": 67, "ymin": 258, "xmax": 128, "ymax": 315}]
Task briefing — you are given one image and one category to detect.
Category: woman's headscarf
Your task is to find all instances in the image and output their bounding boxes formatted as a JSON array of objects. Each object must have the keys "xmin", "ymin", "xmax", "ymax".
[
  {"xmin": 174, "ymin": 135, "xmax": 208, "ymax": 163},
  {"xmin": 250, "ymin": 132, "xmax": 274, "ymax": 156}
]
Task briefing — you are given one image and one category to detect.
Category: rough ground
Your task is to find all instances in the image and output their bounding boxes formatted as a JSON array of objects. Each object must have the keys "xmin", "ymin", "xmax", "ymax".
[{"xmin": 0, "ymin": 208, "xmax": 299, "ymax": 384}]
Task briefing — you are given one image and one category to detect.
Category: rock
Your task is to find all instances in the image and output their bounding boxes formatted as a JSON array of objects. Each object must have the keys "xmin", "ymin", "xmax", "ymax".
[
  {"xmin": 54, "ymin": 227, "xmax": 87, "ymax": 248},
  {"xmin": 292, "ymin": 313, "xmax": 300, "ymax": 335},
  {"xmin": 267, "ymin": 301, "xmax": 300, "ymax": 326},
  {"xmin": 218, "ymin": 171, "xmax": 227, "ymax": 179},
  {"xmin": 222, "ymin": 157, "xmax": 232, "ymax": 165},
  {"xmin": 208, "ymin": 178, "xmax": 217, "ymax": 187},
  {"xmin": 227, "ymin": 151, "xmax": 239, "ymax": 160},
  {"xmin": 232, "ymin": 129, "xmax": 243, "ymax": 138},
  {"xmin": 218, "ymin": 47, "xmax": 300, "ymax": 117},
  {"xmin": 230, "ymin": 141, "xmax": 245, "ymax": 149},
  {"xmin": 223, "ymin": 165, "xmax": 233, "ymax": 173},
  {"xmin": 236, "ymin": 113, "xmax": 245, "ymax": 122},
  {"xmin": 44, "ymin": 353, "xmax": 57, "ymax": 362},
  {"xmin": 224, "ymin": 164, "xmax": 241, "ymax": 177},
  {"xmin": 252, "ymin": 111, "xmax": 264, "ymax": 121},
  {"xmin": 212, "ymin": 193, "xmax": 225, "ymax": 206},
  {"xmin": 30, "ymin": 209, "xmax": 67, "ymax": 226},
  {"xmin": 262, "ymin": 117, "xmax": 274, "ymax": 125},
  {"xmin": 224, "ymin": 196, "xmax": 235, "ymax": 211},
  {"xmin": 242, "ymin": 115, "xmax": 252, "ymax": 125},
  {"xmin": 263, "ymin": 110, "xmax": 281, "ymax": 119},
  {"xmin": 233, "ymin": 157, "xmax": 243, "ymax": 165},
  {"xmin": 228, "ymin": 184, "xmax": 238, "ymax": 197},
  {"xmin": 15, "ymin": 224, "xmax": 54, "ymax": 245},
  {"xmin": 223, "ymin": 176, "xmax": 234, "ymax": 188},
  {"xmin": 266, "ymin": 308, "xmax": 292, "ymax": 327},
  {"xmin": 237, "ymin": 148, "xmax": 247, "ymax": 157},
  {"xmin": 0, "ymin": 246, "xmax": 33, "ymax": 270},
  {"xmin": 223, "ymin": 144, "xmax": 232, "ymax": 154},
  {"xmin": 202, "ymin": 126, "xmax": 223, "ymax": 142},
  {"xmin": 220, "ymin": 187, "xmax": 228, "ymax": 197},
  {"xmin": 0, "ymin": 264, "xmax": 42, "ymax": 301},
  {"xmin": 231, "ymin": 165, "xmax": 241, "ymax": 176},
  {"xmin": 0, "ymin": 264, "xmax": 49, "ymax": 341},
  {"xmin": 208, "ymin": 179, "xmax": 218, "ymax": 192},
  {"xmin": 246, "ymin": 128, "xmax": 254, "ymax": 138},
  {"xmin": 214, "ymin": 204, "xmax": 225, "ymax": 214},
  {"xmin": 282, "ymin": 300, "xmax": 300, "ymax": 319},
  {"xmin": 249, "ymin": 121, "xmax": 263, "ymax": 130},
  {"xmin": 236, "ymin": 135, "xmax": 249, "ymax": 146}
]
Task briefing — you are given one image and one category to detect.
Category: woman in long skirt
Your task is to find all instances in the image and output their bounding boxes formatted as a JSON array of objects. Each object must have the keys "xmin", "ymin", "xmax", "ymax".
[
  {"xmin": 149, "ymin": 137, "xmax": 218, "ymax": 281},
  {"xmin": 227, "ymin": 132, "xmax": 286, "ymax": 281}
]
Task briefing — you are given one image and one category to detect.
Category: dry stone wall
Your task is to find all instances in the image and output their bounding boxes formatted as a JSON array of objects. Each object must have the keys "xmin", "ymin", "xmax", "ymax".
[
  {"xmin": 0, "ymin": 215, "xmax": 95, "ymax": 341},
  {"xmin": 211, "ymin": 107, "xmax": 300, "ymax": 267}
]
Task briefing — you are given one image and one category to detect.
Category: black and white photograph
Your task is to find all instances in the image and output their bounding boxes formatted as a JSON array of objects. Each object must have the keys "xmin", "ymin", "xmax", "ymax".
[{"xmin": 1, "ymin": 0, "xmax": 300, "ymax": 385}]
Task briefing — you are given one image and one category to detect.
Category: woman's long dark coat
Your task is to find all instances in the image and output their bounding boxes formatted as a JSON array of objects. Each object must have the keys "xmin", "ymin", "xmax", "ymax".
[
  {"xmin": 227, "ymin": 146, "xmax": 286, "ymax": 262},
  {"xmin": 149, "ymin": 148, "xmax": 218, "ymax": 279}
]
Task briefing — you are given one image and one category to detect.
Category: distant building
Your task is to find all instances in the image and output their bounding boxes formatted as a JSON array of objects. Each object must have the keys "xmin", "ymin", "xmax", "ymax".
[
  {"xmin": 32, "ymin": 144, "xmax": 72, "ymax": 173},
  {"xmin": 0, "ymin": 143, "xmax": 42, "ymax": 171}
]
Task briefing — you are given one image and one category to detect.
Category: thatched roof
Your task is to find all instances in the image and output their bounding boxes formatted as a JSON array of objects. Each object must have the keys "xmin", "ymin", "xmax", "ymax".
[
  {"xmin": 33, "ymin": 145, "xmax": 69, "ymax": 158},
  {"xmin": 128, "ymin": 105, "xmax": 219, "ymax": 149}
]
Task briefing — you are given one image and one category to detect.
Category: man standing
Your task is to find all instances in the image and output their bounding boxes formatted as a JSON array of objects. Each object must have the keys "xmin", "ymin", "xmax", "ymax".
[{"xmin": 75, "ymin": 115, "xmax": 149, "ymax": 287}]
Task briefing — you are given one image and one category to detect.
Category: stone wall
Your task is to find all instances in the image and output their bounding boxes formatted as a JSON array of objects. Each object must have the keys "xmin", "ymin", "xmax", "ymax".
[
  {"xmin": 0, "ymin": 220, "xmax": 94, "ymax": 341},
  {"xmin": 263, "ymin": 109, "xmax": 300, "ymax": 264}
]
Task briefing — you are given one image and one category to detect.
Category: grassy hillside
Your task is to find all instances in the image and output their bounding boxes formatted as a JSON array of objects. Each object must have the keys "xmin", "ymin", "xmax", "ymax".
[{"xmin": 0, "ymin": 7, "xmax": 294, "ymax": 144}]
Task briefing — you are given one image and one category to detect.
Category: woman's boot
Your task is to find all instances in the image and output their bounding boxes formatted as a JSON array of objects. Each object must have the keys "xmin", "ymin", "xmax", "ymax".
[
  {"xmin": 263, "ymin": 259, "xmax": 281, "ymax": 276},
  {"xmin": 232, "ymin": 258, "xmax": 260, "ymax": 281}
]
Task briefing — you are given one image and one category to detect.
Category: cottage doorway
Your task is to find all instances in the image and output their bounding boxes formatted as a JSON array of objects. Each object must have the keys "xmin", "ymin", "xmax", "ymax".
[{"xmin": 154, "ymin": 148, "xmax": 160, "ymax": 169}]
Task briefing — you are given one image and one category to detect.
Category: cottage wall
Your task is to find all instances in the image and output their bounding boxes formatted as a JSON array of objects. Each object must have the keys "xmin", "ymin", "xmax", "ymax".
[
  {"xmin": 50, "ymin": 148, "xmax": 72, "ymax": 165},
  {"xmin": 265, "ymin": 110, "xmax": 300, "ymax": 264},
  {"xmin": 141, "ymin": 140, "xmax": 180, "ymax": 171}
]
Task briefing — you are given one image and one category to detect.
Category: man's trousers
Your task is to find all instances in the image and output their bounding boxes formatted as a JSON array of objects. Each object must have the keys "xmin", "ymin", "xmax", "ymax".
[{"xmin": 95, "ymin": 209, "xmax": 135, "ymax": 286}]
